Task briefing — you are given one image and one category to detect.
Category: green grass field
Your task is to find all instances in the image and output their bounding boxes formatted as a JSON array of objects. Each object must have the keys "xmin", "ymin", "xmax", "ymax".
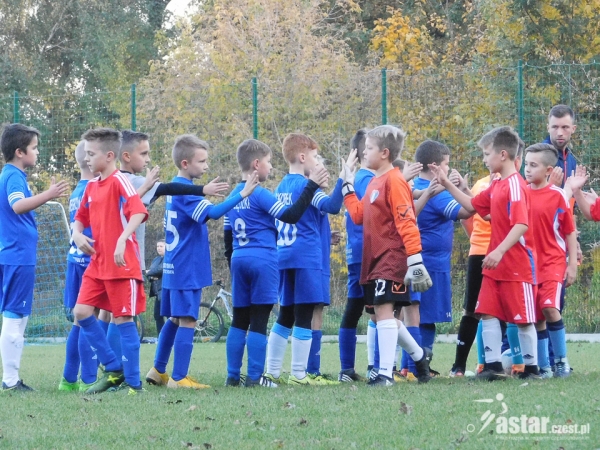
[{"xmin": 2, "ymin": 342, "xmax": 599, "ymax": 449}]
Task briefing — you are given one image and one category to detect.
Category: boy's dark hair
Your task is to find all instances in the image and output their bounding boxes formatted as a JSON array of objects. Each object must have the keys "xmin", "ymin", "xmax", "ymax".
[
  {"xmin": 1, "ymin": 123, "xmax": 40, "ymax": 162},
  {"xmin": 525, "ymin": 143, "xmax": 559, "ymax": 167},
  {"xmin": 392, "ymin": 159, "xmax": 405, "ymax": 171},
  {"xmin": 477, "ymin": 126, "xmax": 520, "ymax": 160},
  {"xmin": 517, "ymin": 137, "xmax": 525, "ymax": 159},
  {"xmin": 237, "ymin": 139, "xmax": 272, "ymax": 172},
  {"xmin": 415, "ymin": 140, "xmax": 450, "ymax": 172},
  {"xmin": 172, "ymin": 134, "xmax": 209, "ymax": 169},
  {"xmin": 548, "ymin": 104, "xmax": 575, "ymax": 122},
  {"xmin": 350, "ymin": 129, "xmax": 368, "ymax": 163},
  {"xmin": 366, "ymin": 125, "xmax": 406, "ymax": 161},
  {"xmin": 119, "ymin": 130, "xmax": 149, "ymax": 159},
  {"xmin": 81, "ymin": 128, "xmax": 122, "ymax": 155}
]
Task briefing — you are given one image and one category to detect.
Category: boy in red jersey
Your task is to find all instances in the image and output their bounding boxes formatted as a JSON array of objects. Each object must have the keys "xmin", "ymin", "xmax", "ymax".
[
  {"xmin": 430, "ymin": 126, "xmax": 539, "ymax": 380},
  {"xmin": 342, "ymin": 124, "xmax": 433, "ymax": 386},
  {"xmin": 72, "ymin": 128, "xmax": 148, "ymax": 394},
  {"xmin": 524, "ymin": 143, "xmax": 577, "ymax": 378}
]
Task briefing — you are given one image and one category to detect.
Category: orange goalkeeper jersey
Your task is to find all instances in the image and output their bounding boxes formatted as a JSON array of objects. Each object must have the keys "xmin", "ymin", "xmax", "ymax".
[{"xmin": 344, "ymin": 167, "xmax": 422, "ymax": 285}]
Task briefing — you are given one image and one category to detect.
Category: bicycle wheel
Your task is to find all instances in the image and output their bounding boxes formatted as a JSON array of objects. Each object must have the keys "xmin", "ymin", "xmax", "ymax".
[
  {"xmin": 134, "ymin": 314, "xmax": 145, "ymax": 343},
  {"xmin": 195, "ymin": 303, "xmax": 224, "ymax": 343}
]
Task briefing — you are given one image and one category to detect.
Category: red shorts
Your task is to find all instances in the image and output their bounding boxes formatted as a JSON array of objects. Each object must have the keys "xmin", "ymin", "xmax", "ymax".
[
  {"xmin": 535, "ymin": 281, "xmax": 562, "ymax": 319},
  {"xmin": 475, "ymin": 276, "xmax": 537, "ymax": 324},
  {"xmin": 77, "ymin": 274, "xmax": 146, "ymax": 318}
]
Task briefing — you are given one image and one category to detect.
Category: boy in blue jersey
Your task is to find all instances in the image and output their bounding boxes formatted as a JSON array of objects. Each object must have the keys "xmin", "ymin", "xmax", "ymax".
[
  {"xmin": 338, "ymin": 129, "xmax": 374, "ymax": 382},
  {"xmin": 412, "ymin": 140, "xmax": 471, "ymax": 373},
  {"xmin": 58, "ymin": 141, "xmax": 100, "ymax": 392},
  {"xmin": 146, "ymin": 135, "xmax": 259, "ymax": 389},
  {"xmin": 223, "ymin": 139, "xmax": 328, "ymax": 387},
  {"xmin": 0, "ymin": 124, "xmax": 69, "ymax": 391},
  {"xmin": 264, "ymin": 133, "xmax": 344, "ymax": 386}
]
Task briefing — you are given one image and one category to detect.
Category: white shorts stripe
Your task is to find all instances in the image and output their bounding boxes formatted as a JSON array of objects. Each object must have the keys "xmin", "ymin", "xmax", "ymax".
[
  {"xmin": 130, "ymin": 279, "xmax": 136, "ymax": 316},
  {"xmin": 523, "ymin": 283, "xmax": 535, "ymax": 323},
  {"xmin": 554, "ymin": 282, "xmax": 563, "ymax": 310}
]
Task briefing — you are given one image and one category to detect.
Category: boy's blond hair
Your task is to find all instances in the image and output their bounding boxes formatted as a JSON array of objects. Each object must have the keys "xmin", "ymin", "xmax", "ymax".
[
  {"xmin": 172, "ymin": 134, "xmax": 209, "ymax": 169},
  {"xmin": 477, "ymin": 126, "xmax": 520, "ymax": 160},
  {"xmin": 367, "ymin": 125, "xmax": 406, "ymax": 161},
  {"xmin": 237, "ymin": 139, "xmax": 271, "ymax": 172},
  {"xmin": 81, "ymin": 128, "xmax": 122, "ymax": 155},
  {"xmin": 282, "ymin": 133, "xmax": 318, "ymax": 164}
]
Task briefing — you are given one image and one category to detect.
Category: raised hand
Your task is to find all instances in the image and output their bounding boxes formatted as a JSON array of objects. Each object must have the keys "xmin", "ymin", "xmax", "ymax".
[
  {"xmin": 203, "ymin": 176, "xmax": 230, "ymax": 197},
  {"xmin": 47, "ymin": 177, "xmax": 70, "ymax": 199},
  {"xmin": 428, "ymin": 163, "xmax": 450, "ymax": 187},
  {"xmin": 566, "ymin": 165, "xmax": 588, "ymax": 192},
  {"xmin": 402, "ymin": 161, "xmax": 422, "ymax": 182},
  {"xmin": 240, "ymin": 170, "xmax": 260, "ymax": 198},
  {"xmin": 339, "ymin": 148, "xmax": 358, "ymax": 184},
  {"xmin": 309, "ymin": 165, "xmax": 329, "ymax": 188},
  {"xmin": 549, "ymin": 166, "xmax": 564, "ymax": 187},
  {"xmin": 449, "ymin": 169, "xmax": 469, "ymax": 191}
]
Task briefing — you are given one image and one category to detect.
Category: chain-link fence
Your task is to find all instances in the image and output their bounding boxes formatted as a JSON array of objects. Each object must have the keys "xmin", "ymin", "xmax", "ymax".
[{"xmin": 1, "ymin": 62, "xmax": 600, "ymax": 338}]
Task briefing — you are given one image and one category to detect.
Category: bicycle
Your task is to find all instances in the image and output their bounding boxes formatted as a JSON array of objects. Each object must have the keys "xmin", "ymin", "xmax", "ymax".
[{"xmin": 194, "ymin": 280, "xmax": 279, "ymax": 343}]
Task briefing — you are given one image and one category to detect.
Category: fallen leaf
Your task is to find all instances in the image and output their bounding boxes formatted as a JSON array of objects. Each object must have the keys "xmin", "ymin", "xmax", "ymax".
[
  {"xmin": 399, "ymin": 402, "xmax": 413, "ymax": 415},
  {"xmin": 193, "ymin": 427, "xmax": 202, "ymax": 431},
  {"xmin": 519, "ymin": 382, "xmax": 528, "ymax": 387},
  {"xmin": 27, "ymin": 415, "xmax": 34, "ymax": 419},
  {"xmin": 246, "ymin": 411, "xmax": 253, "ymax": 417},
  {"xmin": 203, "ymin": 444, "xmax": 212, "ymax": 449},
  {"xmin": 299, "ymin": 418, "xmax": 308, "ymax": 426},
  {"xmin": 233, "ymin": 420, "xmax": 240, "ymax": 425},
  {"xmin": 181, "ymin": 442, "xmax": 193, "ymax": 448},
  {"xmin": 168, "ymin": 399, "xmax": 183, "ymax": 404},
  {"xmin": 273, "ymin": 439, "xmax": 284, "ymax": 448},
  {"xmin": 205, "ymin": 416, "xmax": 215, "ymax": 421},
  {"xmin": 566, "ymin": 419, "xmax": 573, "ymax": 424},
  {"xmin": 284, "ymin": 402, "xmax": 296, "ymax": 409},
  {"xmin": 188, "ymin": 405, "xmax": 198, "ymax": 411}
]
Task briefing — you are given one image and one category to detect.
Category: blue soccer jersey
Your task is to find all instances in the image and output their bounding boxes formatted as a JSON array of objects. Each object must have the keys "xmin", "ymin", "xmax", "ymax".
[
  {"xmin": 0, "ymin": 164, "xmax": 37, "ymax": 265},
  {"xmin": 412, "ymin": 177, "xmax": 462, "ymax": 272},
  {"xmin": 345, "ymin": 168, "xmax": 374, "ymax": 265},
  {"xmin": 320, "ymin": 212, "xmax": 331, "ymax": 276},
  {"xmin": 163, "ymin": 176, "xmax": 242, "ymax": 290},
  {"xmin": 275, "ymin": 174, "xmax": 343, "ymax": 270},
  {"xmin": 67, "ymin": 180, "xmax": 92, "ymax": 267},
  {"xmin": 224, "ymin": 183, "xmax": 288, "ymax": 258}
]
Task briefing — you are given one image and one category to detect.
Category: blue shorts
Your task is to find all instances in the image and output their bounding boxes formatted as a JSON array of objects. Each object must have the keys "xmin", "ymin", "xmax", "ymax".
[
  {"xmin": 322, "ymin": 273, "xmax": 330, "ymax": 306},
  {"xmin": 410, "ymin": 285, "xmax": 421, "ymax": 302},
  {"xmin": 0, "ymin": 264, "xmax": 35, "ymax": 317},
  {"xmin": 64, "ymin": 262, "xmax": 87, "ymax": 308},
  {"xmin": 279, "ymin": 268, "xmax": 323, "ymax": 306},
  {"xmin": 162, "ymin": 288, "xmax": 202, "ymax": 320},
  {"xmin": 231, "ymin": 256, "xmax": 278, "ymax": 307},
  {"xmin": 413, "ymin": 271, "xmax": 451, "ymax": 323},
  {"xmin": 347, "ymin": 263, "xmax": 363, "ymax": 298}
]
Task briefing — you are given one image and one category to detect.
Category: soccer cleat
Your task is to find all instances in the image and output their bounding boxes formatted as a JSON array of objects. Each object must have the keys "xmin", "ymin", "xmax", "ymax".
[
  {"xmin": 476, "ymin": 363, "xmax": 484, "ymax": 374},
  {"xmin": 262, "ymin": 373, "xmax": 284, "ymax": 385},
  {"xmin": 367, "ymin": 374, "xmax": 395, "ymax": 386},
  {"xmin": 307, "ymin": 373, "xmax": 340, "ymax": 385},
  {"xmin": 517, "ymin": 365, "xmax": 541, "ymax": 380},
  {"xmin": 414, "ymin": 348, "xmax": 433, "ymax": 383},
  {"xmin": 338, "ymin": 369, "xmax": 367, "ymax": 383},
  {"xmin": 554, "ymin": 358, "xmax": 571, "ymax": 378},
  {"xmin": 107, "ymin": 381, "xmax": 145, "ymax": 395},
  {"xmin": 58, "ymin": 378, "xmax": 80, "ymax": 392},
  {"xmin": 288, "ymin": 374, "xmax": 336, "ymax": 386},
  {"xmin": 429, "ymin": 368, "xmax": 441, "ymax": 378},
  {"xmin": 167, "ymin": 376, "xmax": 210, "ymax": 390},
  {"xmin": 392, "ymin": 370, "xmax": 407, "ymax": 383},
  {"xmin": 476, "ymin": 362, "xmax": 509, "ymax": 382},
  {"xmin": 225, "ymin": 374, "xmax": 246, "ymax": 387},
  {"xmin": 79, "ymin": 380, "xmax": 96, "ymax": 392},
  {"xmin": 146, "ymin": 367, "xmax": 169, "ymax": 386},
  {"xmin": 539, "ymin": 367, "xmax": 554, "ymax": 379},
  {"xmin": 84, "ymin": 370, "xmax": 124, "ymax": 394},
  {"xmin": 511, "ymin": 363, "xmax": 525, "ymax": 377},
  {"xmin": 449, "ymin": 366, "xmax": 465, "ymax": 378},
  {"xmin": 245, "ymin": 375, "xmax": 278, "ymax": 388},
  {"xmin": 2, "ymin": 380, "xmax": 34, "ymax": 391}
]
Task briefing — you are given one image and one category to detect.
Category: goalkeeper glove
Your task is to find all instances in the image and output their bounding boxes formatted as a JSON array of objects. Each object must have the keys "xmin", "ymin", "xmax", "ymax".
[{"xmin": 404, "ymin": 253, "xmax": 433, "ymax": 292}]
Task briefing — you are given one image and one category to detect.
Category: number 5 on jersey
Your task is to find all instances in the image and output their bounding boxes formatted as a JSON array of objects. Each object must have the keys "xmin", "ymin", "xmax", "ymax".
[{"xmin": 166, "ymin": 210, "xmax": 179, "ymax": 251}]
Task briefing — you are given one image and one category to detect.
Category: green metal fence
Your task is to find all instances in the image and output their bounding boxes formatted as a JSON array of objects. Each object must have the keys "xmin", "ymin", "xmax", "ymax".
[{"xmin": 2, "ymin": 62, "xmax": 600, "ymax": 338}]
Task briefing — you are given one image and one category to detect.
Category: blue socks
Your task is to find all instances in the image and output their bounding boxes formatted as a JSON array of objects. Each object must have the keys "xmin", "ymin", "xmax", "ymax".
[
  {"xmin": 419, "ymin": 323, "xmax": 436, "ymax": 352},
  {"xmin": 118, "ymin": 321, "xmax": 141, "ymax": 388},
  {"xmin": 507, "ymin": 323, "xmax": 524, "ymax": 365},
  {"xmin": 63, "ymin": 325, "xmax": 80, "ymax": 383},
  {"xmin": 338, "ymin": 327, "xmax": 357, "ymax": 371},
  {"xmin": 226, "ymin": 326, "xmax": 247, "ymax": 380},
  {"xmin": 78, "ymin": 315, "xmax": 120, "ymax": 372},
  {"xmin": 98, "ymin": 319, "xmax": 109, "ymax": 335},
  {"xmin": 307, "ymin": 330, "xmax": 322, "ymax": 375},
  {"xmin": 404, "ymin": 326, "xmax": 421, "ymax": 373},
  {"xmin": 537, "ymin": 328, "xmax": 550, "ymax": 369},
  {"xmin": 107, "ymin": 322, "xmax": 123, "ymax": 363},
  {"xmin": 247, "ymin": 331, "xmax": 268, "ymax": 381},
  {"xmin": 154, "ymin": 319, "xmax": 178, "ymax": 373},
  {"xmin": 476, "ymin": 320, "xmax": 485, "ymax": 365},
  {"xmin": 172, "ymin": 327, "xmax": 195, "ymax": 381},
  {"xmin": 547, "ymin": 319, "xmax": 567, "ymax": 362},
  {"xmin": 78, "ymin": 330, "xmax": 98, "ymax": 384}
]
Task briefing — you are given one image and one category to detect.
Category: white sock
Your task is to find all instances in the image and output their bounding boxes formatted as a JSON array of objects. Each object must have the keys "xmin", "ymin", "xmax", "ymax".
[
  {"xmin": 395, "ymin": 343, "xmax": 401, "ymax": 368},
  {"xmin": 290, "ymin": 336, "xmax": 312, "ymax": 379},
  {"xmin": 366, "ymin": 320, "xmax": 376, "ymax": 366},
  {"xmin": 481, "ymin": 318, "xmax": 502, "ymax": 363},
  {"xmin": 518, "ymin": 324, "xmax": 538, "ymax": 366},
  {"xmin": 1, "ymin": 316, "xmax": 25, "ymax": 386},
  {"xmin": 376, "ymin": 319, "xmax": 398, "ymax": 378},
  {"xmin": 266, "ymin": 331, "xmax": 288, "ymax": 378},
  {"xmin": 398, "ymin": 321, "xmax": 424, "ymax": 361}
]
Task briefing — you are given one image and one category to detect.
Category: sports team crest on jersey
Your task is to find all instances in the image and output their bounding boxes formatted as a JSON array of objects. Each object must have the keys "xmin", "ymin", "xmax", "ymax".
[{"xmin": 370, "ymin": 190, "xmax": 379, "ymax": 203}]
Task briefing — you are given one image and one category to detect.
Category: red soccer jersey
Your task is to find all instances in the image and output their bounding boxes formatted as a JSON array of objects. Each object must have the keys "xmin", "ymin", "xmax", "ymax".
[
  {"xmin": 528, "ymin": 184, "xmax": 574, "ymax": 283},
  {"xmin": 75, "ymin": 170, "xmax": 148, "ymax": 281},
  {"xmin": 344, "ymin": 167, "xmax": 422, "ymax": 284},
  {"xmin": 471, "ymin": 172, "xmax": 536, "ymax": 283},
  {"xmin": 590, "ymin": 198, "xmax": 600, "ymax": 222}
]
